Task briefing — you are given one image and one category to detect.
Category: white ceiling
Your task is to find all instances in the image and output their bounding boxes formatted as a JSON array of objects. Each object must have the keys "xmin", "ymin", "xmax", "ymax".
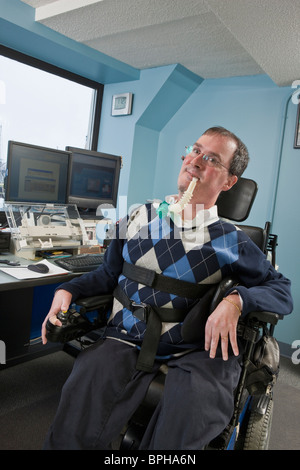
[{"xmin": 20, "ymin": 0, "xmax": 300, "ymax": 86}]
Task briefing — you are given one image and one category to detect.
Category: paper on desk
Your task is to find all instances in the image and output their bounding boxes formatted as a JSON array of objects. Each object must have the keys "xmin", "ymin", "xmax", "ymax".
[{"xmin": 0, "ymin": 260, "xmax": 69, "ymax": 280}]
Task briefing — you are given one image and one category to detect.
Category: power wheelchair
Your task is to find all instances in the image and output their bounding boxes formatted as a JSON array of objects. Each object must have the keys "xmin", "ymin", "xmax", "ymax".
[{"xmin": 46, "ymin": 177, "xmax": 282, "ymax": 450}]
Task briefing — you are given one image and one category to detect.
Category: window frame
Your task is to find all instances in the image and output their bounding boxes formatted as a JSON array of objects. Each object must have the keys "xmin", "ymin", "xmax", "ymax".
[{"xmin": 0, "ymin": 44, "xmax": 103, "ymax": 151}]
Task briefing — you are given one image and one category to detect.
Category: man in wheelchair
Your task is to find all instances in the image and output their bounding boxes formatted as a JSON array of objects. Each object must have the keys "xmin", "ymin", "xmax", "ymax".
[{"xmin": 41, "ymin": 126, "xmax": 293, "ymax": 450}]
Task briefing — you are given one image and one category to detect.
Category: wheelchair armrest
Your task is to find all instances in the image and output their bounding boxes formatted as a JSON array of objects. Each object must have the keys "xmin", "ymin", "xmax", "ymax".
[
  {"xmin": 46, "ymin": 294, "xmax": 113, "ymax": 343},
  {"xmin": 209, "ymin": 277, "xmax": 239, "ymax": 313},
  {"xmin": 246, "ymin": 311, "xmax": 283, "ymax": 326},
  {"xmin": 76, "ymin": 294, "xmax": 113, "ymax": 313},
  {"xmin": 209, "ymin": 277, "xmax": 284, "ymax": 328}
]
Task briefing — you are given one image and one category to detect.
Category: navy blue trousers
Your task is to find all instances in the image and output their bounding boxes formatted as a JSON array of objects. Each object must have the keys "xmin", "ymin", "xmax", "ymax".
[{"xmin": 43, "ymin": 338, "xmax": 241, "ymax": 450}]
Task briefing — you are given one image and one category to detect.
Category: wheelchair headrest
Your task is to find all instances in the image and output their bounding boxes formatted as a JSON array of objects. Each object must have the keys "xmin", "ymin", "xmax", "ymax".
[{"xmin": 216, "ymin": 177, "xmax": 258, "ymax": 222}]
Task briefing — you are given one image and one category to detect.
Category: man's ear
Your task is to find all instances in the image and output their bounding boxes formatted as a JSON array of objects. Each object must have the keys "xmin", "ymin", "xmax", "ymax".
[{"xmin": 222, "ymin": 174, "xmax": 238, "ymax": 192}]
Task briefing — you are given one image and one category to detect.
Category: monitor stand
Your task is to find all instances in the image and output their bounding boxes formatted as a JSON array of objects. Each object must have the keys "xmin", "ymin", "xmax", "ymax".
[{"xmin": 78, "ymin": 208, "xmax": 104, "ymax": 220}]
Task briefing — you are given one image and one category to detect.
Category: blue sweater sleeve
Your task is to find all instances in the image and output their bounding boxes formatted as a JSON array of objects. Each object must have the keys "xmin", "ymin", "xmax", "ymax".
[
  {"xmin": 229, "ymin": 234, "xmax": 293, "ymax": 316},
  {"xmin": 57, "ymin": 222, "xmax": 125, "ymax": 301}
]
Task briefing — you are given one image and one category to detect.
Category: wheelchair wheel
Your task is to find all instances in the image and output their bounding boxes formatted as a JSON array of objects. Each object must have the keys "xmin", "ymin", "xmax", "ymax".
[{"xmin": 243, "ymin": 399, "xmax": 273, "ymax": 450}]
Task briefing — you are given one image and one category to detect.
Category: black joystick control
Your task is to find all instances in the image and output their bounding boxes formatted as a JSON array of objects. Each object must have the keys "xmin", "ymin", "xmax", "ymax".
[{"xmin": 46, "ymin": 308, "xmax": 99, "ymax": 343}]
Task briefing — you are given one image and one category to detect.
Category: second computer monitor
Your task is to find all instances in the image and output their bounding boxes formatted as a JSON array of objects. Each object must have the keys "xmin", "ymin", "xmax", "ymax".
[{"xmin": 66, "ymin": 146, "xmax": 121, "ymax": 217}]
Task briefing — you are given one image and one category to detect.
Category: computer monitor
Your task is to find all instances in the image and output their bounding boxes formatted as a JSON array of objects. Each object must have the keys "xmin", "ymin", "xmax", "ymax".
[
  {"xmin": 66, "ymin": 146, "xmax": 121, "ymax": 218},
  {"xmin": 5, "ymin": 141, "xmax": 71, "ymax": 204}
]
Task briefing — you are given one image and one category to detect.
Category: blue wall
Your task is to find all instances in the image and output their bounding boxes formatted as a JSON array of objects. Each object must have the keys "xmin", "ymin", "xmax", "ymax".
[
  {"xmin": 1, "ymin": 0, "xmax": 299, "ymax": 347},
  {"xmin": 154, "ymin": 76, "xmax": 291, "ymax": 226}
]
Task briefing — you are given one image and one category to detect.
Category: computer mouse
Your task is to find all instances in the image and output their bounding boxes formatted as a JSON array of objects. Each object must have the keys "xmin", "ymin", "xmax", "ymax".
[{"xmin": 28, "ymin": 263, "xmax": 49, "ymax": 274}]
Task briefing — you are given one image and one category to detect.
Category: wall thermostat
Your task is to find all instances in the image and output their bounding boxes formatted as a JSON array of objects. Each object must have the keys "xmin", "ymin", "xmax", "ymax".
[{"xmin": 111, "ymin": 92, "xmax": 133, "ymax": 116}]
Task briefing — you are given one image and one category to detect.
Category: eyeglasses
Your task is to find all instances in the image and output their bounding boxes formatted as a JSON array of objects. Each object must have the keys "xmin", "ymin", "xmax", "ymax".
[{"xmin": 185, "ymin": 145, "xmax": 231, "ymax": 173}]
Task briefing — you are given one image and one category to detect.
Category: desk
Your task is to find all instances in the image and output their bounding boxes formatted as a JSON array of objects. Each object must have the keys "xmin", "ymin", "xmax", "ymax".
[{"xmin": 0, "ymin": 254, "xmax": 81, "ymax": 368}]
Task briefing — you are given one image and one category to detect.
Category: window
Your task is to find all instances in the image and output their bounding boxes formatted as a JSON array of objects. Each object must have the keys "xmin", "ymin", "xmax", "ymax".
[{"xmin": 0, "ymin": 46, "xmax": 103, "ymax": 200}]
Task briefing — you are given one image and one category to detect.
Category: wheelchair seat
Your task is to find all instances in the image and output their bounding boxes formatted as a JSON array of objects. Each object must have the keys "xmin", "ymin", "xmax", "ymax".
[{"xmin": 46, "ymin": 177, "xmax": 282, "ymax": 450}]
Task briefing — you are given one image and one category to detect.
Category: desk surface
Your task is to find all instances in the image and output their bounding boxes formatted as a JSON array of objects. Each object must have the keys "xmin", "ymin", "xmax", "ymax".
[{"xmin": 0, "ymin": 253, "xmax": 80, "ymax": 291}]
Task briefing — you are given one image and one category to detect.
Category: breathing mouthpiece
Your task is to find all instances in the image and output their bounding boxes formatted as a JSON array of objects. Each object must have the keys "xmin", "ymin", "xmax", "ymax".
[{"xmin": 169, "ymin": 177, "xmax": 198, "ymax": 214}]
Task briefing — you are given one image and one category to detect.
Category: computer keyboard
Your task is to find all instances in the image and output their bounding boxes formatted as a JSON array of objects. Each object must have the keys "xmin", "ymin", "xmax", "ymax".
[{"xmin": 55, "ymin": 253, "xmax": 104, "ymax": 272}]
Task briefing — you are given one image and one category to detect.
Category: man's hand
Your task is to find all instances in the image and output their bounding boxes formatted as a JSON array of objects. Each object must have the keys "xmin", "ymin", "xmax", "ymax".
[
  {"xmin": 41, "ymin": 290, "xmax": 72, "ymax": 344},
  {"xmin": 204, "ymin": 294, "xmax": 242, "ymax": 360}
]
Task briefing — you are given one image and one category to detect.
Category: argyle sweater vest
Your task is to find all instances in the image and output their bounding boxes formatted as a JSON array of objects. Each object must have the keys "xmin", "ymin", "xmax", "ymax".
[{"xmin": 106, "ymin": 203, "xmax": 249, "ymax": 354}]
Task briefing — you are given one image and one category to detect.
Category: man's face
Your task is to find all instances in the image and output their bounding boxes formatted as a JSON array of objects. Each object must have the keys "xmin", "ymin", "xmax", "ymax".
[{"xmin": 177, "ymin": 133, "xmax": 238, "ymax": 208}]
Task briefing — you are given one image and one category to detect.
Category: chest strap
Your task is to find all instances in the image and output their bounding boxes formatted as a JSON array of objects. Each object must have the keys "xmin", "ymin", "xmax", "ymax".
[
  {"xmin": 122, "ymin": 261, "xmax": 213, "ymax": 299},
  {"xmin": 114, "ymin": 262, "xmax": 215, "ymax": 372}
]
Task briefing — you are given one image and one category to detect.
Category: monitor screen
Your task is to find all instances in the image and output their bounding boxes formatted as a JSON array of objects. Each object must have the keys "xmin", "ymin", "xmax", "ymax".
[
  {"xmin": 5, "ymin": 141, "xmax": 71, "ymax": 204},
  {"xmin": 66, "ymin": 147, "xmax": 121, "ymax": 216}
]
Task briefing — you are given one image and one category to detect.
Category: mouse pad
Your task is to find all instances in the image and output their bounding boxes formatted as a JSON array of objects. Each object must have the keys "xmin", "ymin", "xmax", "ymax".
[{"xmin": 0, "ymin": 260, "xmax": 69, "ymax": 279}]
